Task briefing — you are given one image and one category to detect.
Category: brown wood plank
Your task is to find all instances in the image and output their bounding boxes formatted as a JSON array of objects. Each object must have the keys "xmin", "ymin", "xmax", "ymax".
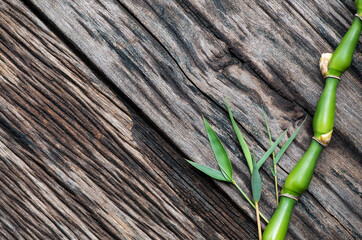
[
  {"xmin": 113, "ymin": 1, "xmax": 362, "ymax": 239},
  {"xmin": 0, "ymin": 0, "xmax": 260, "ymax": 239},
  {"xmin": 23, "ymin": 0, "xmax": 362, "ymax": 239},
  {"xmin": 172, "ymin": 0, "xmax": 362, "ymax": 148}
]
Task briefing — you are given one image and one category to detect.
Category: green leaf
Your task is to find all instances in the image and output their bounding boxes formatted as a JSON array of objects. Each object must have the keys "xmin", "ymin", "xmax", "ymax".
[
  {"xmin": 225, "ymin": 97, "xmax": 253, "ymax": 173},
  {"xmin": 203, "ymin": 117, "xmax": 233, "ymax": 180},
  {"xmin": 251, "ymin": 154, "xmax": 262, "ymax": 202},
  {"xmin": 274, "ymin": 118, "xmax": 306, "ymax": 165},
  {"xmin": 186, "ymin": 160, "xmax": 231, "ymax": 182},
  {"xmin": 256, "ymin": 128, "xmax": 288, "ymax": 169},
  {"xmin": 262, "ymin": 108, "xmax": 275, "ymax": 159},
  {"xmin": 270, "ymin": 167, "xmax": 276, "ymax": 177}
]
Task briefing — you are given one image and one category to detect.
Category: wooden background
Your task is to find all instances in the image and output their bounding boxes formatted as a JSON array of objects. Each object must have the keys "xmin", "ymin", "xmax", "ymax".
[{"xmin": 0, "ymin": 0, "xmax": 361, "ymax": 239}]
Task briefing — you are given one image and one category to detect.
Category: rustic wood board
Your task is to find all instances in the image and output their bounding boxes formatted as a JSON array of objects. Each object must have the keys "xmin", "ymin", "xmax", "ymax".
[
  {"xmin": 0, "ymin": 0, "xmax": 360, "ymax": 239},
  {"xmin": 0, "ymin": 0, "xmax": 262, "ymax": 239},
  {"xmin": 21, "ymin": 0, "xmax": 362, "ymax": 239}
]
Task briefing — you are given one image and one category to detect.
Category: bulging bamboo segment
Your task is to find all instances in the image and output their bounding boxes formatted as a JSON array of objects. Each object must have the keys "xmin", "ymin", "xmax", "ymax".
[
  {"xmin": 356, "ymin": 0, "xmax": 362, "ymax": 16},
  {"xmin": 319, "ymin": 53, "xmax": 332, "ymax": 77},
  {"xmin": 262, "ymin": 198, "xmax": 296, "ymax": 240},
  {"xmin": 282, "ymin": 141, "xmax": 323, "ymax": 197},
  {"xmin": 327, "ymin": 17, "xmax": 362, "ymax": 77},
  {"xmin": 312, "ymin": 78, "xmax": 338, "ymax": 138}
]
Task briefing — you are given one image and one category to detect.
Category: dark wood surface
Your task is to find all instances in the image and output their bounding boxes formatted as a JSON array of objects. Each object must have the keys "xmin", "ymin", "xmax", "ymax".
[{"xmin": 0, "ymin": 0, "xmax": 361, "ymax": 239}]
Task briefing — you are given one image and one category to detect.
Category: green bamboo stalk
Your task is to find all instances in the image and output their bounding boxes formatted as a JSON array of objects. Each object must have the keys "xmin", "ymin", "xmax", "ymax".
[{"xmin": 262, "ymin": 4, "xmax": 362, "ymax": 239}]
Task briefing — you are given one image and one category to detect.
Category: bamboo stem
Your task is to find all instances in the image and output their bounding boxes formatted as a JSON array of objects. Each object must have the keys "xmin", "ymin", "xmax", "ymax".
[
  {"xmin": 274, "ymin": 164, "xmax": 279, "ymax": 205},
  {"xmin": 255, "ymin": 201, "xmax": 262, "ymax": 240},
  {"xmin": 232, "ymin": 181, "xmax": 269, "ymax": 223}
]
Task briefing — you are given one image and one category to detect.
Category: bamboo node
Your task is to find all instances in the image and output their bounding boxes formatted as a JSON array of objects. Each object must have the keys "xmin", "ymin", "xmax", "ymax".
[
  {"xmin": 356, "ymin": 14, "xmax": 362, "ymax": 21},
  {"xmin": 313, "ymin": 130, "xmax": 333, "ymax": 147},
  {"xmin": 280, "ymin": 193, "xmax": 298, "ymax": 201},
  {"xmin": 324, "ymin": 75, "xmax": 341, "ymax": 81}
]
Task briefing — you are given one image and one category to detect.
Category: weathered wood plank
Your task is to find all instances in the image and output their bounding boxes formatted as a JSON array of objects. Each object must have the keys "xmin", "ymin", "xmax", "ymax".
[
  {"xmin": 24, "ymin": 0, "xmax": 361, "ymax": 239},
  {"xmin": 0, "ymin": 0, "xmax": 259, "ymax": 239},
  {"xmin": 173, "ymin": 0, "xmax": 362, "ymax": 148},
  {"xmin": 115, "ymin": 0, "xmax": 362, "ymax": 238},
  {"xmin": 127, "ymin": 1, "xmax": 362, "ymax": 237}
]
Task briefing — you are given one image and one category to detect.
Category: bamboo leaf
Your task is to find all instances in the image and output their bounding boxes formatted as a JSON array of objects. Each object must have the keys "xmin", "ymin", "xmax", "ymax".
[
  {"xmin": 203, "ymin": 117, "xmax": 233, "ymax": 180},
  {"xmin": 186, "ymin": 160, "xmax": 231, "ymax": 182},
  {"xmin": 225, "ymin": 98, "xmax": 253, "ymax": 173},
  {"xmin": 256, "ymin": 129, "xmax": 288, "ymax": 169},
  {"xmin": 251, "ymin": 155, "xmax": 262, "ymax": 202},
  {"xmin": 274, "ymin": 118, "xmax": 306, "ymax": 165}
]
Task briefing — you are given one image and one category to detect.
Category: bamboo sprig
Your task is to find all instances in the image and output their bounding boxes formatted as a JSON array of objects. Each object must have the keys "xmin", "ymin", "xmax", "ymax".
[
  {"xmin": 186, "ymin": 117, "xmax": 271, "ymax": 223},
  {"xmin": 186, "ymin": 99, "xmax": 305, "ymax": 228}
]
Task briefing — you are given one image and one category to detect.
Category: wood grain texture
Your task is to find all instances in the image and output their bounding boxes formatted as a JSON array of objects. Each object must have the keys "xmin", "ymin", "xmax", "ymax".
[
  {"xmin": 0, "ymin": 0, "xmax": 261, "ymax": 239},
  {"xmin": 22, "ymin": 0, "xmax": 362, "ymax": 239}
]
